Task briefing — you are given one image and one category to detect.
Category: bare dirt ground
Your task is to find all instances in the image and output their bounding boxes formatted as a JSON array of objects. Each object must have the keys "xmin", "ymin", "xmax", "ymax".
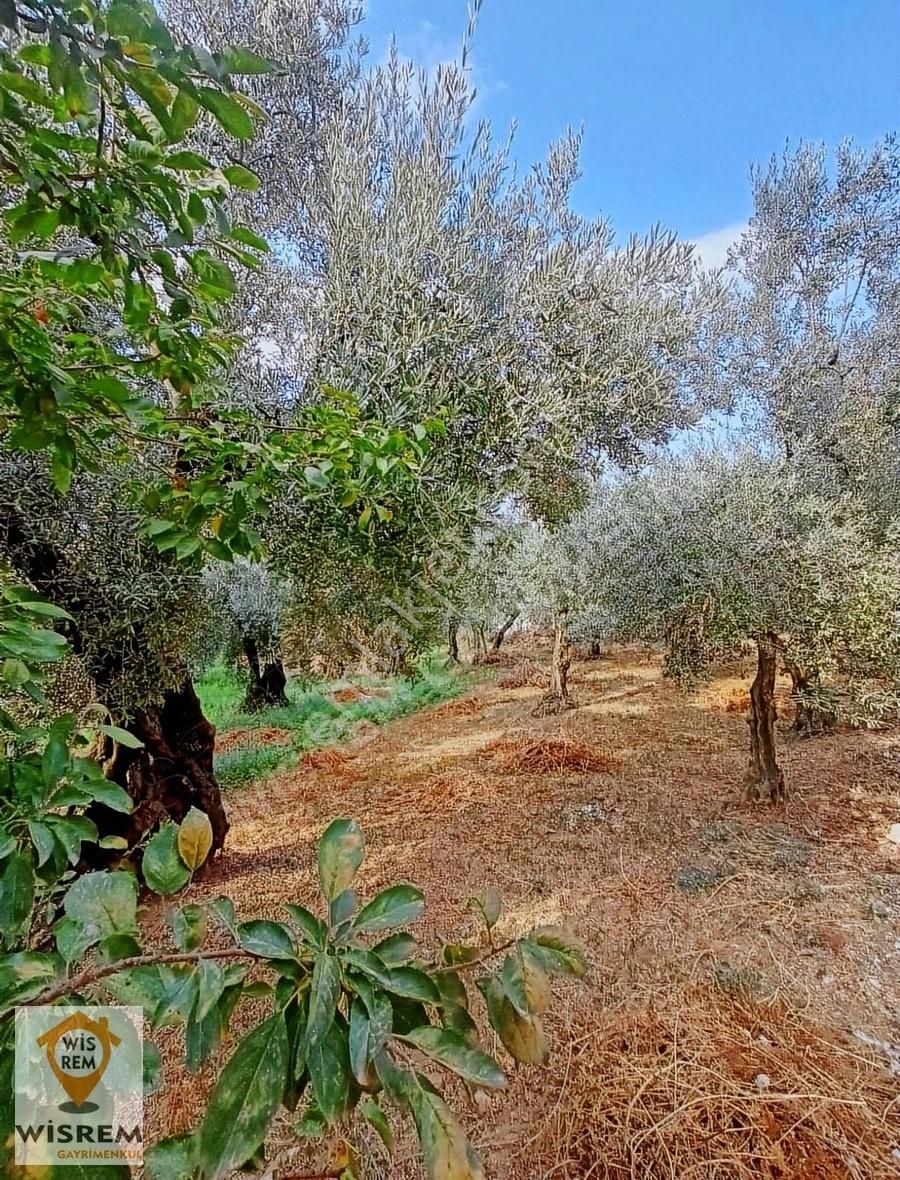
[{"xmin": 148, "ymin": 640, "xmax": 900, "ymax": 1179}]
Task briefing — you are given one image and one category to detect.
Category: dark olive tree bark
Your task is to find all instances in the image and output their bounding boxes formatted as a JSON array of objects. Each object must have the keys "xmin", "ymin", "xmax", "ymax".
[
  {"xmin": 743, "ymin": 632, "xmax": 785, "ymax": 802},
  {"xmin": 491, "ymin": 611, "xmax": 519, "ymax": 650},
  {"xmin": 534, "ymin": 614, "xmax": 575, "ymax": 716},
  {"xmin": 447, "ymin": 619, "xmax": 461, "ymax": 663},
  {"xmin": 241, "ymin": 635, "xmax": 289, "ymax": 711},
  {"xmin": 94, "ymin": 679, "xmax": 229, "ymax": 853}
]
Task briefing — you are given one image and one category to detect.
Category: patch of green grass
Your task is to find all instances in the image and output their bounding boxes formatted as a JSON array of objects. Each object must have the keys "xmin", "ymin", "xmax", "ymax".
[
  {"xmin": 196, "ymin": 659, "xmax": 466, "ymax": 790},
  {"xmin": 195, "ymin": 662, "xmax": 246, "ymax": 730}
]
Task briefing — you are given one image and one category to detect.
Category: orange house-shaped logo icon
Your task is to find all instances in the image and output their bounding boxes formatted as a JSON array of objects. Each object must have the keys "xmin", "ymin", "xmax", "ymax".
[{"xmin": 36, "ymin": 1011, "xmax": 121, "ymax": 1112}]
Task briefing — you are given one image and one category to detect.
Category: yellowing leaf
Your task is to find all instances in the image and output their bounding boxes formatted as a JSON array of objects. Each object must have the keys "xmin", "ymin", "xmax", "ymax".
[{"xmin": 177, "ymin": 807, "xmax": 213, "ymax": 871}]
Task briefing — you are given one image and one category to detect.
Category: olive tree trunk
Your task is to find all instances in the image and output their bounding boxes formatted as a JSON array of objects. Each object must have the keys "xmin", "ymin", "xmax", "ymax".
[
  {"xmin": 533, "ymin": 614, "xmax": 574, "ymax": 716},
  {"xmin": 241, "ymin": 635, "xmax": 289, "ymax": 711},
  {"xmin": 491, "ymin": 612, "xmax": 519, "ymax": 650},
  {"xmin": 94, "ymin": 679, "xmax": 229, "ymax": 854},
  {"xmin": 743, "ymin": 633, "xmax": 785, "ymax": 803},
  {"xmin": 447, "ymin": 619, "xmax": 460, "ymax": 664}
]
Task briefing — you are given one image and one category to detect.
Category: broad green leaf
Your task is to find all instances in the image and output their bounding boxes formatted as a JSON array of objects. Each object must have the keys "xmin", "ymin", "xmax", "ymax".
[
  {"xmin": 383, "ymin": 966, "xmax": 441, "ymax": 1005},
  {"xmin": 198, "ymin": 1012, "xmax": 289, "ymax": 1178},
  {"xmin": 220, "ymin": 46, "xmax": 273, "ymax": 74},
  {"xmin": 190, "ymin": 250, "xmax": 236, "ymax": 296},
  {"xmin": 441, "ymin": 943, "xmax": 482, "ymax": 967},
  {"xmin": 354, "ymin": 885, "xmax": 425, "ymax": 933},
  {"xmin": 329, "ymin": 887, "xmax": 357, "ymax": 929},
  {"xmin": 97, "ymin": 724, "xmax": 144, "ymax": 749},
  {"xmin": 523, "ymin": 926, "xmax": 588, "ymax": 978},
  {"xmin": 372, "ymin": 931, "xmax": 417, "ymax": 966},
  {"xmin": 237, "ymin": 920, "xmax": 295, "ymax": 959},
  {"xmin": 99, "ymin": 835, "xmax": 129, "ymax": 850},
  {"xmin": 196, "ymin": 87, "xmax": 254, "ymax": 138},
  {"xmin": 470, "ymin": 886, "xmax": 501, "ymax": 930},
  {"xmin": 26, "ymin": 820, "xmax": 56, "ymax": 868},
  {"xmin": 284, "ymin": 902, "xmax": 325, "ymax": 947},
  {"xmin": 441, "ymin": 1000, "xmax": 480, "ymax": 1047},
  {"xmin": 344, "ymin": 949, "xmax": 439, "ymax": 1003},
  {"xmin": 48, "ymin": 816, "xmax": 99, "ymax": 865},
  {"xmin": 349, "ymin": 997, "xmax": 374, "ymax": 1087},
  {"xmin": 143, "ymin": 824, "xmax": 191, "ymax": 895},
  {"xmin": 54, "ymin": 915, "xmax": 95, "ymax": 965},
  {"xmin": 361, "ymin": 1098, "xmax": 394, "ymax": 1156},
  {"xmin": 41, "ymin": 734, "xmax": 68, "ymax": 788},
  {"xmin": 209, "ymin": 895, "xmax": 238, "ymax": 937},
  {"xmin": 478, "ymin": 976, "xmax": 549, "ymax": 1065},
  {"xmin": 186, "ymin": 982, "xmax": 242, "ymax": 1074},
  {"xmin": 223, "ymin": 164, "xmax": 260, "ymax": 190},
  {"xmin": 0, "ymin": 951, "xmax": 59, "ymax": 1008},
  {"xmin": 230, "ymin": 224, "xmax": 269, "ymax": 252},
  {"xmin": 307, "ymin": 1014, "xmax": 351, "ymax": 1123},
  {"xmin": 306, "ymin": 951, "xmax": 341, "ymax": 1048},
  {"xmin": 100, "ymin": 932, "xmax": 141, "ymax": 962},
  {"xmin": 500, "ymin": 945, "xmax": 550, "ymax": 1016},
  {"xmin": 144, "ymin": 1133, "xmax": 196, "ymax": 1180},
  {"xmin": 194, "ymin": 958, "xmax": 226, "ymax": 1022},
  {"xmin": 404, "ymin": 1027, "xmax": 505, "ymax": 1090},
  {"xmin": 169, "ymin": 904, "xmax": 207, "ymax": 951},
  {"xmin": 63, "ymin": 870, "xmax": 137, "ymax": 944},
  {"xmin": 102, "ymin": 964, "xmax": 167, "ymax": 1013},
  {"xmin": 169, "ymin": 89, "xmax": 198, "ymax": 139},
  {"xmin": 434, "ymin": 970, "xmax": 468, "ymax": 1010},
  {"xmin": 49, "ymin": 778, "xmax": 132, "ymax": 813},
  {"xmin": 351, "ymin": 973, "xmax": 392, "ymax": 1054},
  {"xmin": 153, "ymin": 966, "xmax": 199, "ymax": 1028},
  {"xmin": 163, "ymin": 150, "xmax": 212, "ymax": 171},
  {"xmin": 317, "ymin": 817, "xmax": 364, "ymax": 901},
  {"xmin": 408, "ymin": 1077, "xmax": 485, "ymax": 1180},
  {"xmin": 177, "ymin": 807, "xmax": 213, "ymax": 871}
]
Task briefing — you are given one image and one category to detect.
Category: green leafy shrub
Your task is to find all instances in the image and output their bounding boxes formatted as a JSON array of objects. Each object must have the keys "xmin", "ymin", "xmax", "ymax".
[{"xmin": 0, "ymin": 811, "xmax": 585, "ymax": 1180}]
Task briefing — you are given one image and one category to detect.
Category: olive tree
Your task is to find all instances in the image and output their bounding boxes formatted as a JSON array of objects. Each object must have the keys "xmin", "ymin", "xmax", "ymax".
[
  {"xmin": 707, "ymin": 137, "xmax": 900, "ymax": 722},
  {"xmin": 585, "ymin": 449, "xmax": 900, "ymax": 799},
  {"xmin": 202, "ymin": 6, "xmax": 721, "ymax": 670},
  {"xmin": 719, "ymin": 136, "xmax": 900, "ymax": 479}
]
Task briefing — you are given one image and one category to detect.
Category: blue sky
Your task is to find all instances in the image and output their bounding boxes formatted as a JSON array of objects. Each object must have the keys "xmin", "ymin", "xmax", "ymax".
[{"xmin": 362, "ymin": 0, "xmax": 899, "ymax": 263}]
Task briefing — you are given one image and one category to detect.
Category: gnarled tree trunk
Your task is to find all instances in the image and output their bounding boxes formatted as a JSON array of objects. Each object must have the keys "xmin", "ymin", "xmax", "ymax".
[
  {"xmin": 533, "ymin": 614, "xmax": 574, "ymax": 716},
  {"xmin": 241, "ymin": 635, "xmax": 289, "ymax": 711},
  {"xmin": 94, "ymin": 679, "xmax": 229, "ymax": 855},
  {"xmin": 447, "ymin": 619, "xmax": 460, "ymax": 664},
  {"xmin": 743, "ymin": 632, "xmax": 785, "ymax": 803},
  {"xmin": 491, "ymin": 611, "xmax": 519, "ymax": 650}
]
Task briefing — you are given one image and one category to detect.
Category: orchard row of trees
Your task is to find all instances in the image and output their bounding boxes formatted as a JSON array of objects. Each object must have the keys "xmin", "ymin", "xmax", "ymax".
[{"xmin": 458, "ymin": 137, "xmax": 900, "ymax": 799}]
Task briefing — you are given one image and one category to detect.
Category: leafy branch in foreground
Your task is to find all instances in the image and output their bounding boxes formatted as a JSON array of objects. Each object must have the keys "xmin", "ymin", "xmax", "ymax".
[{"xmin": 0, "ymin": 817, "xmax": 587, "ymax": 1180}]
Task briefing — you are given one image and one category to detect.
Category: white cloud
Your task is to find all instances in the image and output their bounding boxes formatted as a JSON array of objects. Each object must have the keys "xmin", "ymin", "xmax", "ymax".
[{"xmin": 691, "ymin": 221, "xmax": 747, "ymax": 271}]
